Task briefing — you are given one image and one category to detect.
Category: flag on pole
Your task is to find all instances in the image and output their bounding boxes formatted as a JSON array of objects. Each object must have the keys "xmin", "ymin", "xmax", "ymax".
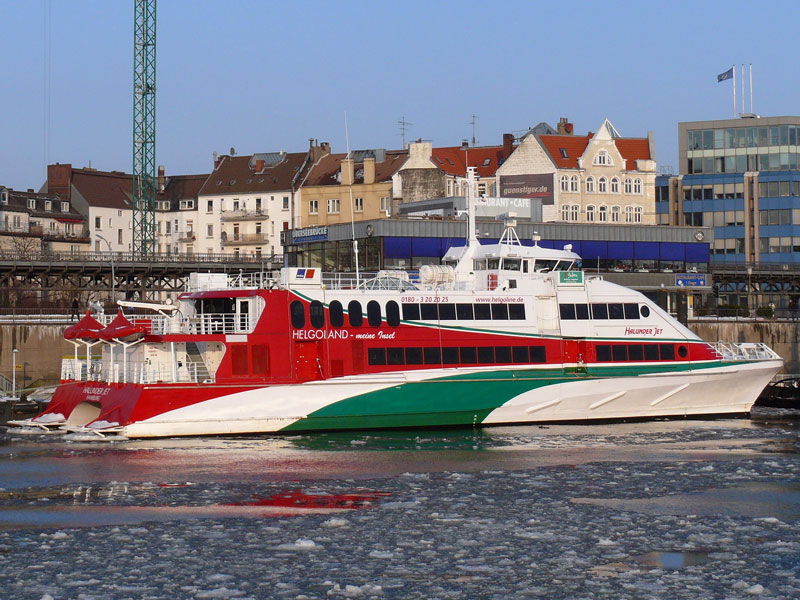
[{"xmin": 717, "ymin": 67, "xmax": 734, "ymax": 82}]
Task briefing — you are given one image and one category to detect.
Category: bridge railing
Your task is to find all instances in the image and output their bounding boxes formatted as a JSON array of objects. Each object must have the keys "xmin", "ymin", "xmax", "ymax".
[{"xmin": 0, "ymin": 249, "xmax": 283, "ymax": 265}]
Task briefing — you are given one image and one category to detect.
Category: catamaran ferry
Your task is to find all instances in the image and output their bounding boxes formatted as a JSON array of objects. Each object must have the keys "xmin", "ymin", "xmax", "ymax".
[{"xmin": 12, "ymin": 172, "xmax": 782, "ymax": 438}]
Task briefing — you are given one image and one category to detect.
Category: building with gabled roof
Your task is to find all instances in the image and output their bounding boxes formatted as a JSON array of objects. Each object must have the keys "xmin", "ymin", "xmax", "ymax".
[
  {"xmin": 196, "ymin": 146, "xmax": 318, "ymax": 257},
  {"xmin": 496, "ymin": 118, "xmax": 657, "ymax": 224},
  {"xmin": 397, "ymin": 135, "xmax": 516, "ymax": 205},
  {"xmin": 296, "ymin": 146, "xmax": 407, "ymax": 230}
]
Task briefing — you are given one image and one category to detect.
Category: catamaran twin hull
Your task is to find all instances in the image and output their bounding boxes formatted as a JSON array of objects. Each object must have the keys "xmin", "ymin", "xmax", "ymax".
[{"xmin": 43, "ymin": 356, "xmax": 780, "ymax": 438}]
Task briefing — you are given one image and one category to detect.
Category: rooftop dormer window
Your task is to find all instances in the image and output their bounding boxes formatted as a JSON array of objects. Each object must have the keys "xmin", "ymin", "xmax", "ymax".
[
  {"xmin": 45, "ymin": 200, "xmax": 52, "ymax": 211},
  {"xmin": 0, "ymin": 190, "xmax": 7, "ymax": 205},
  {"xmin": 560, "ymin": 148, "xmax": 568, "ymax": 159},
  {"xmin": 482, "ymin": 158, "xmax": 491, "ymax": 167},
  {"xmin": 27, "ymin": 199, "xmax": 36, "ymax": 209}
]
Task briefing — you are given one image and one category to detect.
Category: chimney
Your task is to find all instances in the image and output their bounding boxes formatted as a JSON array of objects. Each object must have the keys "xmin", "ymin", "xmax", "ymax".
[
  {"xmin": 158, "ymin": 165, "xmax": 165, "ymax": 193},
  {"xmin": 363, "ymin": 157, "xmax": 375, "ymax": 184},
  {"xmin": 308, "ymin": 139, "xmax": 332, "ymax": 163},
  {"xmin": 213, "ymin": 151, "xmax": 220, "ymax": 169},
  {"xmin": 341, "ymin": 158, "xmax": 354, "ymax": 186},
  {"xmin": 461, "ymin": 140, "xmax": 469, "ymax": 149},
  {"xmin": 502, "ymin": 133, "xmax": 514, "ymax": 158},
  {"xmin": 557, "ymin": 117, "xmax": 574, "ymax": 135},
  {"xmin": 255, "ymin": 159, "xmax": 265, "ymax": 172},
  {"xmin": 47, "ymin": 163, "xmax": 72, "ymax": 199}
]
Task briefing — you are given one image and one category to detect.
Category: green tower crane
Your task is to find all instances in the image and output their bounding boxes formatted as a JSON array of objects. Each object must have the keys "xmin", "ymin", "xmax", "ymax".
[{"xmin": 133, "ymin": 0, "xmax": 156, "ymax": 256}]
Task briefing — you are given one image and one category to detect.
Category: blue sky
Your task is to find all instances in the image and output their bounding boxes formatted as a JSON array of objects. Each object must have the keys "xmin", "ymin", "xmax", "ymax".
[{"xmin": 2, "ymin": 0, "xmax": 799, "ymax": 190}]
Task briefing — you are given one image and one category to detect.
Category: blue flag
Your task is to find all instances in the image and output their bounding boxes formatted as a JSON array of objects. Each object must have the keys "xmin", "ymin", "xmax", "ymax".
[{"xmin": 717, "ymin": 67, "xmax": 733, "ymax": 82}]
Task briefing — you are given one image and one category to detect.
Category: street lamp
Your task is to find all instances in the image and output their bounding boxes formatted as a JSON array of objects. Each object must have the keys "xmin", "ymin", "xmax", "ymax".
[
  {"xmin": 11, "ymin": 348, "xmax": 18, "ymax": 399},
  {"xmin": 96, "ymin": 235, "xmax": 116, "ymax": 304}
]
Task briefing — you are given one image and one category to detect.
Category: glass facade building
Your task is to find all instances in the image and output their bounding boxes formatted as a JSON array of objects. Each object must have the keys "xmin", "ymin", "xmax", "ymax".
[{"xmin": 657, "ymin": 116, "xmax": 800, "ymax": 265}]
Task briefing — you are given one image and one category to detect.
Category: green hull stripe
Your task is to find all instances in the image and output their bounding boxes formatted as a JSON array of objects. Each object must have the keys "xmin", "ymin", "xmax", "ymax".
[{"xmin": 281, "ymin": 360, "xmax": 731, "ymax": 431}]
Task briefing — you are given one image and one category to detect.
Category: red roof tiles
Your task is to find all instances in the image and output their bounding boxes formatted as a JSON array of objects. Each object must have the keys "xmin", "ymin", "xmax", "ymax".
[
  {"xmin": 431, "ymin": 146, "xmax": 509, "ymax": 178},
  {"xmin": 538, "ymin": 134, "xmax": 651, "ymax": 171}
]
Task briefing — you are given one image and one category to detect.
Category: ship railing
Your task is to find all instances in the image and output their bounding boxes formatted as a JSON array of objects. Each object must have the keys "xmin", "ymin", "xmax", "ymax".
[
  {"xmin": 185, "ymin": 313, "xmax": 251, "ymax": 335},
  {"xmin": 98, "ymin": 312, "xmax": 174, "ymax": 335},
  {"xmin": 710, "ymin": 342, "xmax": 781, "ymax": 361},
  {"xmin": 60, "ymin": 358, "xmax": 208, "ymax": 384},
  {"xmin": 229, "ymin": 270, "xmax": 281, "ymax": 289},
  {"xmin": 322, "ymin": 272, "xmax": 380, "ymax": 290}
]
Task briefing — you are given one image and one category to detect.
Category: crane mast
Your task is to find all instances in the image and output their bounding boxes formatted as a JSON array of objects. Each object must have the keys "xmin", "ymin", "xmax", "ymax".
[{"xmin": 133, "ymin": 0, "xmax": 156, "ymax": 256}]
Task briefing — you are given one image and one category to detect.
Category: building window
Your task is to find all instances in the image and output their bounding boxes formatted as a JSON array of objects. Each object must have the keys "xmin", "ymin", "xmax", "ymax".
[
  {"xmin": 570, "ymin": 175, "xmax": 578, "ymax": 192},
  {"xmin": 594, "ymin": 150, "xmax": 612, "ymax": 166},
  {"xmin": 560, "ymin": 204, "xmax": 570, "ymax": 221},
  {"xmin": 283, "ymin": 196, "xmax": 289, "ymax": 210},
  {"xmin": 611, "ymin": 205, "xmax": 620, "ymax": 222},
  {"xmin": 625, "ymin": 206, "xmax": 634, "ymax": 223},
  {"xmin": 634, "ymin": 206, "xmax": 643, "ymax": 223},
  {"xmin": 45, "ymin": 200, "xmax": 52, "ymax": 211},
  {"xmin": 570, "ymin": 204, "xmax": 579, "ymax": 221},
  {"xmin": 586, "ymin": 177, "xmax": 595, "ymax": 193},
  {"xmin": 0, "ymin": 190, "xmax": 7, "ymax": 204},
  {"xmin": 118, "ymin": 229, "xmax": 123, "ymax": 244},
  {"xmin": 354, "ymin": 197, "xmax": 364, "ymax": 212},
  {"xmin": 327, "ymin": 198, "xmax": 340, "ymax": 214},
  {"xmin": 624, "ymin": 179, "xmax": 632, "ymax": 194},
  {"xmin": 180, "ymin": 199, "xmax": 194, "ymax": 209},
  {"xmin": 27, "ymin": 199, "xmax": 36, "ymax": 209},
  {"xmin": 610, "ymin": 177, "xmax": 620, "ymax": 194},
  {"xmin": 95, "ymin": 217, "xmax": 101, "ymax": 230},
  {"xmin": 633, "ymin": 178, "xmax": 642, "ymax": 194},
  {"xmin": 309, "ymin": 200, "xmax": 319, "ymax": 215},
  {"xmin": 586, "ymin": 205, "xmax": 595, "ymax": 222},
  {"xmin": 165, "ymin": 221, "xmax": 171, "ymax": 234},
  {"xmin": 599, "ymin": 205, "xmax": 608, "ymax": 222},
  {"xmin": 255, "ymin": 222, "xmax": 262, "ymax": 234},
  {"xmin": 207, "ymin": 200, "xmax": 213, "ymax": 213},
  {"xmin": 598, "ymin": 177, "xmax": 608, "ymax": 193},
  {"xmin": 207, "ymin": 224, "xmax": 213, "ymax": 238},
  {"xmin": 560, "ymin": 175, "xmax": 569, "ymax": 192},
  {"xmin": 380, "ymin": 197, "xmax": 390, "ymax": 216}
]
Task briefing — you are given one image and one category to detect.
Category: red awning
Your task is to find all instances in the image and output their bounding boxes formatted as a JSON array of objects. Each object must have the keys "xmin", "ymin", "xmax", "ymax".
[
  {"xmin": 99, "ymin": 310, "xmax": 147, "ymax": 342},
  {"xmin": 64, "ymin": 311, "xmax": 104, "ymax": 341}
]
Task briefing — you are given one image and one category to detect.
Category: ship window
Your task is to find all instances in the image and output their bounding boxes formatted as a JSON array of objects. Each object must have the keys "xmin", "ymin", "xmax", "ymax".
[
  {"xmin": 495, "ymin": 346, "xmax": 512, "ymax": 363},
  {"xmin": 509, "ymin": 304, "xmax": 526, "ymax": 320},
  {"xmin": 624, "ymin": 303, "xmax": 640, "ymax": 319},
  {"xmin": 231, "ymin": 345, "xmax": 248, "ymax": 376},
  {"xmin": 424, "ymin": 347, "xmax": 441, "ymax": 364},
  {"xmin": 591, "ymin": 304, "xmax": 608, "ymax": 319},
  {"xmin": 677, "ymin": 345, "xmax": 688, "ymax": 359},
  {"xmin": 478, "ymin": 346, "xmax": 495, "ymax": 363},
  {"xmin": 612, "ymin": 345, "xmax": 628, "ymax": 361},
  {"xmin": 640, "ymin": 305, "xmax": 651, "ymax": 318},
  {"xmin": 474, "ymin": 304, "xmax": 491, "ymax": 320},
  {"xmin": 491, "ymin": 304, "xmax": 509, "ymax": 320},
  {"xmin": 456, "ymin": 303, "xmax": 474, "ymax": 320},
  {"xmin": 329, "ymin": 301, "xmax": 344, "ymax": 328},
  {"xmin": 628, "ymin": 344, "xmax": 644, "ymax": 361},
  {"xmin": 252, "ymin": 345, "xmax": 270, "ymax": 375},
  {"xmin": 406, "ymin": 347, "xmax": 423, "ymax": 365},
  {"xmin": 367, "ymin": 301, "xmax": 382, "ymax": 327},
  {"xmin": 503, "ymin": 258, "xmax": 521, "ymax": 271},
  {"xmin": 659, "ymin": 344, "xmax": 675, "ymax": 360},
  {"xmin": 512, "ymin": 346, "xmax": 529, "ymax": 363},
  {"xmin": 402, "ymin": 303, "xmax": 420, "ymax": 320},
  {"xmin": 290, "ymin": 300, "xmax": 305, "ymax": 329},
  {"xmin": 559, "ymin": 304, "xmax": 576, "ymax": 320},
  {"xmin": 386, "ymin": 301, "xmax": 400, "ymax": 327},
  {"xmin": 309, "ymin": 301, "xmax": 325, "ymax": 329},
  {"xmin": 596, "ymin": 344, "xmax": 612, "ymax": 361},
  {"xmin": 421, "ymin": 303, "xmax": 438, "ymax": 320},
  {"xmin": 608, "ymin": 304, "xmax": 625, "ymax": 319},
  {"xmin": 387, "ymin": 347, "xmax": 404, "ymax": 365},
  {"xmin": 368, "ymin": 348, "xmax": 386, "ymax": 365},
  {"xmin": 644, "ymin": 344, "xmax": 659, "ymax": 360},
  {"xmin": 348, "ymin": 301, "xmax": 363, "ymax": 327},
  {"xmin": 438, "ymin": 303, "xmax": 456, "ymax": 320},
  {"xmin": 529, "ymin": 346, "xmax": 547, "ymax": 363},
  {"xmin": 442, "ymin": 347, "xmax": 459, "ymax": 364},
  {"xmin": 460, "ymin": 347, "xmax": 477, "ymax": 364},
  {"xmin": 575, "ymin": 304, "xmax": 590, "ymax": 320}
]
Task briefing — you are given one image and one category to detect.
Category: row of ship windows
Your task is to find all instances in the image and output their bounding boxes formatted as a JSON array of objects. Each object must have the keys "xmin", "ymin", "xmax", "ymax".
[
  {"xmin": 560, "ymin": 303, "xmax": 651, "ymax": 320},
  {"xmin": 367, "ymin": 345, "xmax": 548, "ymax": 366},
  {"xmin": 290, "ymin": 300, "xmax": 528, "ymax": 329},
  {"xmin": 596, "ymin": 343, "xmax": 687, "ymax": 362}
]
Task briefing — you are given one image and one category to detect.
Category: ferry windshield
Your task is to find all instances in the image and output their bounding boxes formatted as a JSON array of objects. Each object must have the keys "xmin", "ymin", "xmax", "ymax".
[
  {"xmin": 533, "ymin": 259, "xmax": 558, "ymax": 272},
  {"xmin": 501, "ymin": 259, "xmax": 521, "ymax": 271}
]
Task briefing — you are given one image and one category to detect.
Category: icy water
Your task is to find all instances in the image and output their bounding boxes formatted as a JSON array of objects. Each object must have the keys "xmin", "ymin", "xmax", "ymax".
[{"xmin": 1, "ymin": 411, "xmax": 799, "ymax": 600}]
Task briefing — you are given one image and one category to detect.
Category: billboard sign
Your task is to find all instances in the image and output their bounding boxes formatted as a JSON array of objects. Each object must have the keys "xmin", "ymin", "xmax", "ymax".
[{"xmin": 499, "ymin": 173, "xmax": 554, "ymax": 205}]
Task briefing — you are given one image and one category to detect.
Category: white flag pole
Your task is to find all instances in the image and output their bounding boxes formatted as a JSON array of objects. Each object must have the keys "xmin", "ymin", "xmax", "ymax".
[
  {"xmin": 741, "ymin": 64, "xmax": 745, "ymax": 114},
  {"xmin": 732, "ymin": 65, "xmax": 737, "ymax": 118},
  {"xmin": 749, "ymin": 64, "xmax": 754, "ymax": 114}
]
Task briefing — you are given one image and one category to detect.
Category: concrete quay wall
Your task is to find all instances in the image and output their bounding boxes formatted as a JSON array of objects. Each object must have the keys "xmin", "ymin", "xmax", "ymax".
[{"xmin": 0, "ymin": 320, "xmax": 797, "ymax": 393}]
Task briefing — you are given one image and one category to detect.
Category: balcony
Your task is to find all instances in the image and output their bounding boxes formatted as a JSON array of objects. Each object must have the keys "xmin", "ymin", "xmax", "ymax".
[
  {"xmin": 220, "ymin": 208, "xmax": 268, "ymax": 222},
  {"xmin": 177, "ymin": 231, "xmax": 196, "ymax": 243},
  {"xmin": 221, "ymin": 233, "xmax": 269, "ymax": 247}
]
